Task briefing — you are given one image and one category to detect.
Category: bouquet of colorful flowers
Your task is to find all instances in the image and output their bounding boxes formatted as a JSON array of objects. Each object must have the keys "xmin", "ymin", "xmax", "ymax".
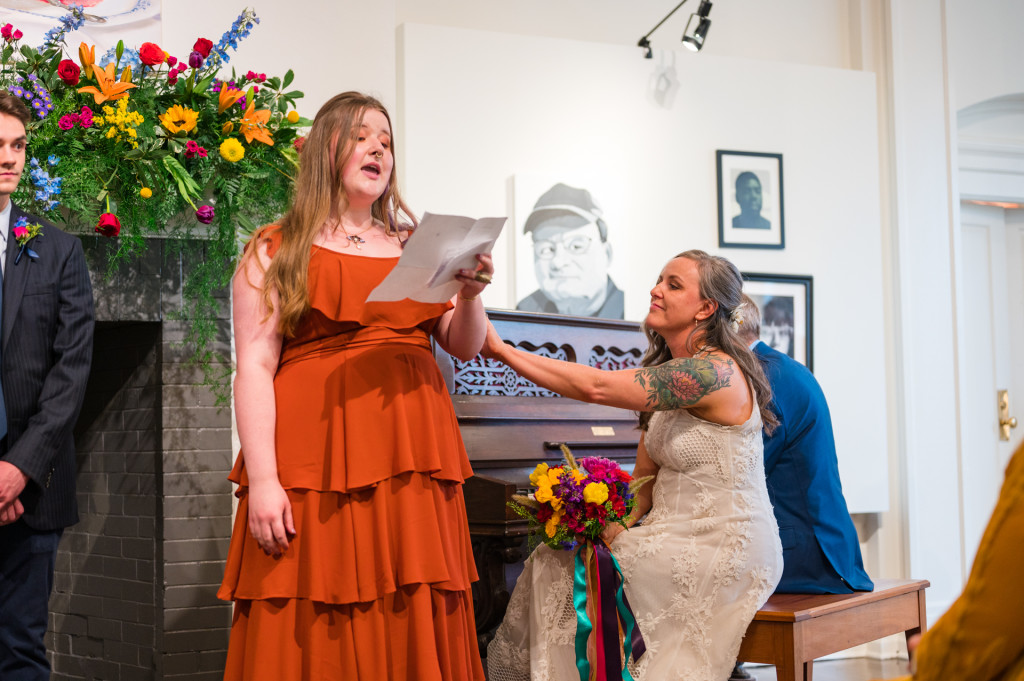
[
  {"xmin": 510, "ymin": 444, "xmax": 651, "ymax": 551},
  {"xmin": 511, "ymin": 445, "xmax": 652, "ymax": 680},
  {"xmin": 0, "ymin": 6, "xmax": 306, "ymax": 380}
]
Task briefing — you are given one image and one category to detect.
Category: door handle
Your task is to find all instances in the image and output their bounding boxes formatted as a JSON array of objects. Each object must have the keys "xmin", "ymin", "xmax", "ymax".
[{"xmin": 998, "ymin": 390, "xmax": 1018, "ymax": 441}]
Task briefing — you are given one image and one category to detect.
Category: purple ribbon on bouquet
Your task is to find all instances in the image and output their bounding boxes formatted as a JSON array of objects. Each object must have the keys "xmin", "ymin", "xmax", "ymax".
[{"xmin": 573, "ymin": 538, "xmax": 647, "ymax": 681}]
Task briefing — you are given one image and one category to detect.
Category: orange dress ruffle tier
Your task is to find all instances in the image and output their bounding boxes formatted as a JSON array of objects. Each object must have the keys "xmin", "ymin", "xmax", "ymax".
[{"xmin": 218, "ymin": 229, "xmax": 484, "ymax": 681}]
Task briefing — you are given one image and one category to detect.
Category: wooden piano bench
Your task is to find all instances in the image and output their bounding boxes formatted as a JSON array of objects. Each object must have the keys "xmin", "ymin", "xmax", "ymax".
[{"xmin": 737, "ymin": 578, "xmax": 930, "ymax": 681}]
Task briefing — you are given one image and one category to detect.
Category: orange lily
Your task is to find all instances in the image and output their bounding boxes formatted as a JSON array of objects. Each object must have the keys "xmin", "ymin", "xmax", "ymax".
[
  {"xmin": 238, "ymin": 102, "xmax": 273, "ymax": 146},
  {"xmin": 78, "ymin": 42, "xmax": 95, "ymax": 78},
  {"xmin": 217, "ymin": 86, "xmax": 245, "ymax": 114},
  {"xmin": 78, "ymin": 62, "xmax": 137, "ymax": 105}
]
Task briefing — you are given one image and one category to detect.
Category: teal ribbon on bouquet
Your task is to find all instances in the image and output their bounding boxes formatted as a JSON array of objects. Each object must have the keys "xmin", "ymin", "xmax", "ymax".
[{"xmin": 572, "ymin": 539, "xmax": 647, "ymax": 681}]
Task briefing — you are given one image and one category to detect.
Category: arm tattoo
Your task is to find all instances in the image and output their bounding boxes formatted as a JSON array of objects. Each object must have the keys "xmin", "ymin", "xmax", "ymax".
[{"xmin": 633, "ymin": 357, "xmax": 735, "ymax": 410}]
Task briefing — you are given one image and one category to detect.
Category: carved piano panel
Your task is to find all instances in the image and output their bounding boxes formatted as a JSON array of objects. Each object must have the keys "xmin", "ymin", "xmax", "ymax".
[{"xmin": 433, "ymin": 310, "xmax": 648, "ymax": 654}]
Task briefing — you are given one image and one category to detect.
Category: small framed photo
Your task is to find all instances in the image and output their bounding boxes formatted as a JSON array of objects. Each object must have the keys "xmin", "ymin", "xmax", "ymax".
[
  {"xmin": 742, "ymin": 272, "xmax": 812, "ymax": 370},
  {"xmin": 717, "ymin": 150, "xmax": 784, "ymax": 249}
]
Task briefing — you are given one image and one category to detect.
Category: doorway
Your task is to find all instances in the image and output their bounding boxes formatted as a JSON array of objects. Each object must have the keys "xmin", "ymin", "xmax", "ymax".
[{"xmin": 958, "ymin": 202, "xmax": 1024, "ymax": 570}]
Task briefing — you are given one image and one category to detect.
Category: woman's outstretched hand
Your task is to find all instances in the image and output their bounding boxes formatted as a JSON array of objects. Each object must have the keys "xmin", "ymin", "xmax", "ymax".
[
  {"xmin": 481, "ymin": 320, "xmax": 507, "ymax": 360},
  {"xmin": 454, "ymin": 253, "xmax": 494, "ymax": 301},
  {"xmin": 247, "ymin": 479, "xmax": 296, "ymax": 557}
]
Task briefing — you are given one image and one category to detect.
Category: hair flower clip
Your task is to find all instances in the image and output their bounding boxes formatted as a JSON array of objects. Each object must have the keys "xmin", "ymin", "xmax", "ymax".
[
  {"xmin": 13, "ymin": 216, "xmax": 43, "ymax": 264},
  {"xmin": 729, "ymin": 306, "xmax": 744, "ymax": 333}
]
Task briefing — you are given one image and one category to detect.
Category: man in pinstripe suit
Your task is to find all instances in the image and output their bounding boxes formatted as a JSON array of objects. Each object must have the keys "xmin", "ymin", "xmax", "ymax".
[{"xmin": 0, "ymin": 92, "xmax": 95, "ymax": 679}]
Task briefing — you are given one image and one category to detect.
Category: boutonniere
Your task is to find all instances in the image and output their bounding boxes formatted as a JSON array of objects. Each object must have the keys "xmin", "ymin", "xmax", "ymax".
[{"xmin": 13, "ymin": 216, "xmax": 43, "ymax": 264}]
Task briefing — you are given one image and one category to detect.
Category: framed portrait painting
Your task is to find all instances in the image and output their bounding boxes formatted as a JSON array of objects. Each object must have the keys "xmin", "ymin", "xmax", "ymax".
[
  {"xmin": 742, "ymin": 272, "xmax": 812, "ymax": 370},
  {"xmin": 511, "ymin": 175, "xmax": 627, "ymax": 321},
  {"xmin": 717, "ymin": 150, "xmax": 784, "ymax": 249}
]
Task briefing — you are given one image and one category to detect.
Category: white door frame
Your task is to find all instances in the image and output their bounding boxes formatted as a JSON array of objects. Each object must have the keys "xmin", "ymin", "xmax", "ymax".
[{"xmin": 955, "ymin": 93, "xmax": 1024, "ymax": 575}]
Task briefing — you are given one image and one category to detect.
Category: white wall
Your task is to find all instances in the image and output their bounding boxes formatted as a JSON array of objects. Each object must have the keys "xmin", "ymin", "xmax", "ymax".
[
  {"xmin": 152, "ymin": 0, "xmax": 1024, "ymax": 126},
  {"xmin": 396, "ymin": 0, "xmax": 852, "ymax": 70},
  {"xmin": 947, "ymin": 0, "xmax": 1024, "ymax": 110},
  {"xmin": 400, "ymin": 23, "xmax": 889, "ymax": 512},
  {"xmin": 161, "ymin": 2, "xmax": 397, "ymax": 115}
]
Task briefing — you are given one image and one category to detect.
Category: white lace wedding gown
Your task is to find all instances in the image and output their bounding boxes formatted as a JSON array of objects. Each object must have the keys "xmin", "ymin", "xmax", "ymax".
[{"xmin": 486, "ymin": 404, "xmax": 783, "ymax": 681}]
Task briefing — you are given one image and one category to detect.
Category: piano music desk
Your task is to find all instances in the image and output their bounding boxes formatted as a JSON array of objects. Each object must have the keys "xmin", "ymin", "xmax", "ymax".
[{"xmin": 738, "ymin": 578, "xmax": 929, "ymax": 681}]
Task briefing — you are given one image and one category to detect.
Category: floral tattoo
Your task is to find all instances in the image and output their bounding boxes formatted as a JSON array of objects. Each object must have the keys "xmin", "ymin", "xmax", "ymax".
[{"xmin": 633, "ymin": 357, "xmax": 734, "ymax": 410}]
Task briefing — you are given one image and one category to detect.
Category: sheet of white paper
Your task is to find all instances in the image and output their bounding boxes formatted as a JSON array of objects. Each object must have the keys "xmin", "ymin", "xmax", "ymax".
[{"xmin": 366, "ymin": 212, "xmax": 506, "ymax": 303}]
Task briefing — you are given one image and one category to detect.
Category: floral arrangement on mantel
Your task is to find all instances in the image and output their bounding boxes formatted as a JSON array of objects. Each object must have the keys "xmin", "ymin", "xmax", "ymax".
[{"xmin": 0, "ymin": 5, "xmax": 306, "ymax": 390}]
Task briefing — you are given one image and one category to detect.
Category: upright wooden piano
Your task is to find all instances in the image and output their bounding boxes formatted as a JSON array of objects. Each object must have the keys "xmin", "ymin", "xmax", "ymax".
[{"xmin": 433, "ymin": 310, "xmax": 648, "ymax": 654}]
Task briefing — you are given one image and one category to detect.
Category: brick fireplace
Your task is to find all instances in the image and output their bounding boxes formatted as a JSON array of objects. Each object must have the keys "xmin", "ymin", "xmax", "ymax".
[{"xmin": 44, "ymin": 238, "xmax": 235, "ymax": 681}]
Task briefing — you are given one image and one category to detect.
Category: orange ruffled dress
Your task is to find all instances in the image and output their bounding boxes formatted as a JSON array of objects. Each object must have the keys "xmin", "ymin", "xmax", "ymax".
[{"xmin": 218, "ymin": 230, "xmax": 484, "ymax": 681}]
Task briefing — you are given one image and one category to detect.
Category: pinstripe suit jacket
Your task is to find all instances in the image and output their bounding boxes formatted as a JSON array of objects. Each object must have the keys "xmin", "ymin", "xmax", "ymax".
[{"xmin": 1, "ymin": 203, "xmax": 94, "ymax": 531}]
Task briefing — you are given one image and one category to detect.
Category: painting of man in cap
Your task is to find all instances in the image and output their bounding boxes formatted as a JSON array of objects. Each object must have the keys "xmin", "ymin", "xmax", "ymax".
[{"xmin": 516, "ymin": 182, "xmax": 624, "ymax": 319}]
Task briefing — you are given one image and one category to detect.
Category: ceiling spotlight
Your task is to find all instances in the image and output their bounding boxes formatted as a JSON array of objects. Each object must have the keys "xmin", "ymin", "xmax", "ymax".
[
  {"xmin": 681, "ymin": 0, "xmax": 712, "ymax": 52},
  {"xmin": 638, "ymin": 0, "xmax": 713, "ymax": 59},
  {"xmin": 637, "ymin": 36, "xmax": 653, "ymax": 59}
]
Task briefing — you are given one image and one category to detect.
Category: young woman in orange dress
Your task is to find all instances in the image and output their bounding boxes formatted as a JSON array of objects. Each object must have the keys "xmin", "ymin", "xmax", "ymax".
[{"xmin": 218, "ymin": 91, "xmax": 492, "ymax": 681}]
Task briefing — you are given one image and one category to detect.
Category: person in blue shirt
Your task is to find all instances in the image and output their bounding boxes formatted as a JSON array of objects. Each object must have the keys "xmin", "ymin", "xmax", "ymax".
[{"xmin": 730, "ymin": 294, "xmax": 872, "ymax": 680}]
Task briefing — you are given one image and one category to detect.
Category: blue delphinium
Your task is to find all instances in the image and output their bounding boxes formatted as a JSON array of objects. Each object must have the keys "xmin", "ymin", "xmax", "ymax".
[
  {"xmin": 208, "ymin": 9, "xmax": 260, "ymax": 68},
  {"xmin": 99, "ymin": 46, "xmax": 143, "ymax": 76},
  {"xmin": 39, "ymin": 4, "xmax": 86, "ymax": 49},
  {"xmin": 28, "ymin": 158, "xmax": 62, "ymax": 211}
]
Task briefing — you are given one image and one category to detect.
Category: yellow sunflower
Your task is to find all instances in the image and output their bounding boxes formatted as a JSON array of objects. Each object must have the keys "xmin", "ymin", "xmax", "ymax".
[
  {"xmin": 219, "ymin": 138, "xmax": 245, "ymax": 163},
  {"xmin": 159, "ymin": 104, "xmax": 199, "ymax": 134}
]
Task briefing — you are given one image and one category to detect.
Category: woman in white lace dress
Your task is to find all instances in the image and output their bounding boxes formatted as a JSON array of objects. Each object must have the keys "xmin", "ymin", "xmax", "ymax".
[{"xmin": 483, "ymin": 250, "xmax": 783, "ymax": 681}]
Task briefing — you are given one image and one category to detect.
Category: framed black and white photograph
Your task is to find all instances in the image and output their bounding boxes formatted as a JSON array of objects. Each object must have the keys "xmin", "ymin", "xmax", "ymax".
[
  {"xmin": 717, "ymin": 150, "xmax": 785, "ymax": 249},
  {"xmin": 512, "ymin": 175, "xmax": 627, "ymax": 320},
  {"xmin": 742, "ymin": 273, "xmax": 812, "ymax": 370}
]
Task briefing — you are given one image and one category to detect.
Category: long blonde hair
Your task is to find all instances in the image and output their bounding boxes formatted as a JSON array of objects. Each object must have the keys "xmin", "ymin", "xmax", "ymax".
[
  {"xmin": 251, "ymin": 91, "xmax": 415, "ymax": 337},
  {"xmin": 638, "ymin": 250, "xmax": 777, "ymax": 434}
]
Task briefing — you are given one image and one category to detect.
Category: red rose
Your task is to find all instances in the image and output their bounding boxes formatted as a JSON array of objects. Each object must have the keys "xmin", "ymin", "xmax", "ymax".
[
  {"xmin": 57, "ymin": 59, "xmax": 81, "ymax": 86},
  {"xmin": 193, "ymin": 37, "xmax": 213, "ymax": 58},
  {"xmin": 95, "ymin": 213, "xmax": 121, "ymax": 238},
  {"xmin": 138, "ymin": 42, "xmax": 165, "ymax": 66}
]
